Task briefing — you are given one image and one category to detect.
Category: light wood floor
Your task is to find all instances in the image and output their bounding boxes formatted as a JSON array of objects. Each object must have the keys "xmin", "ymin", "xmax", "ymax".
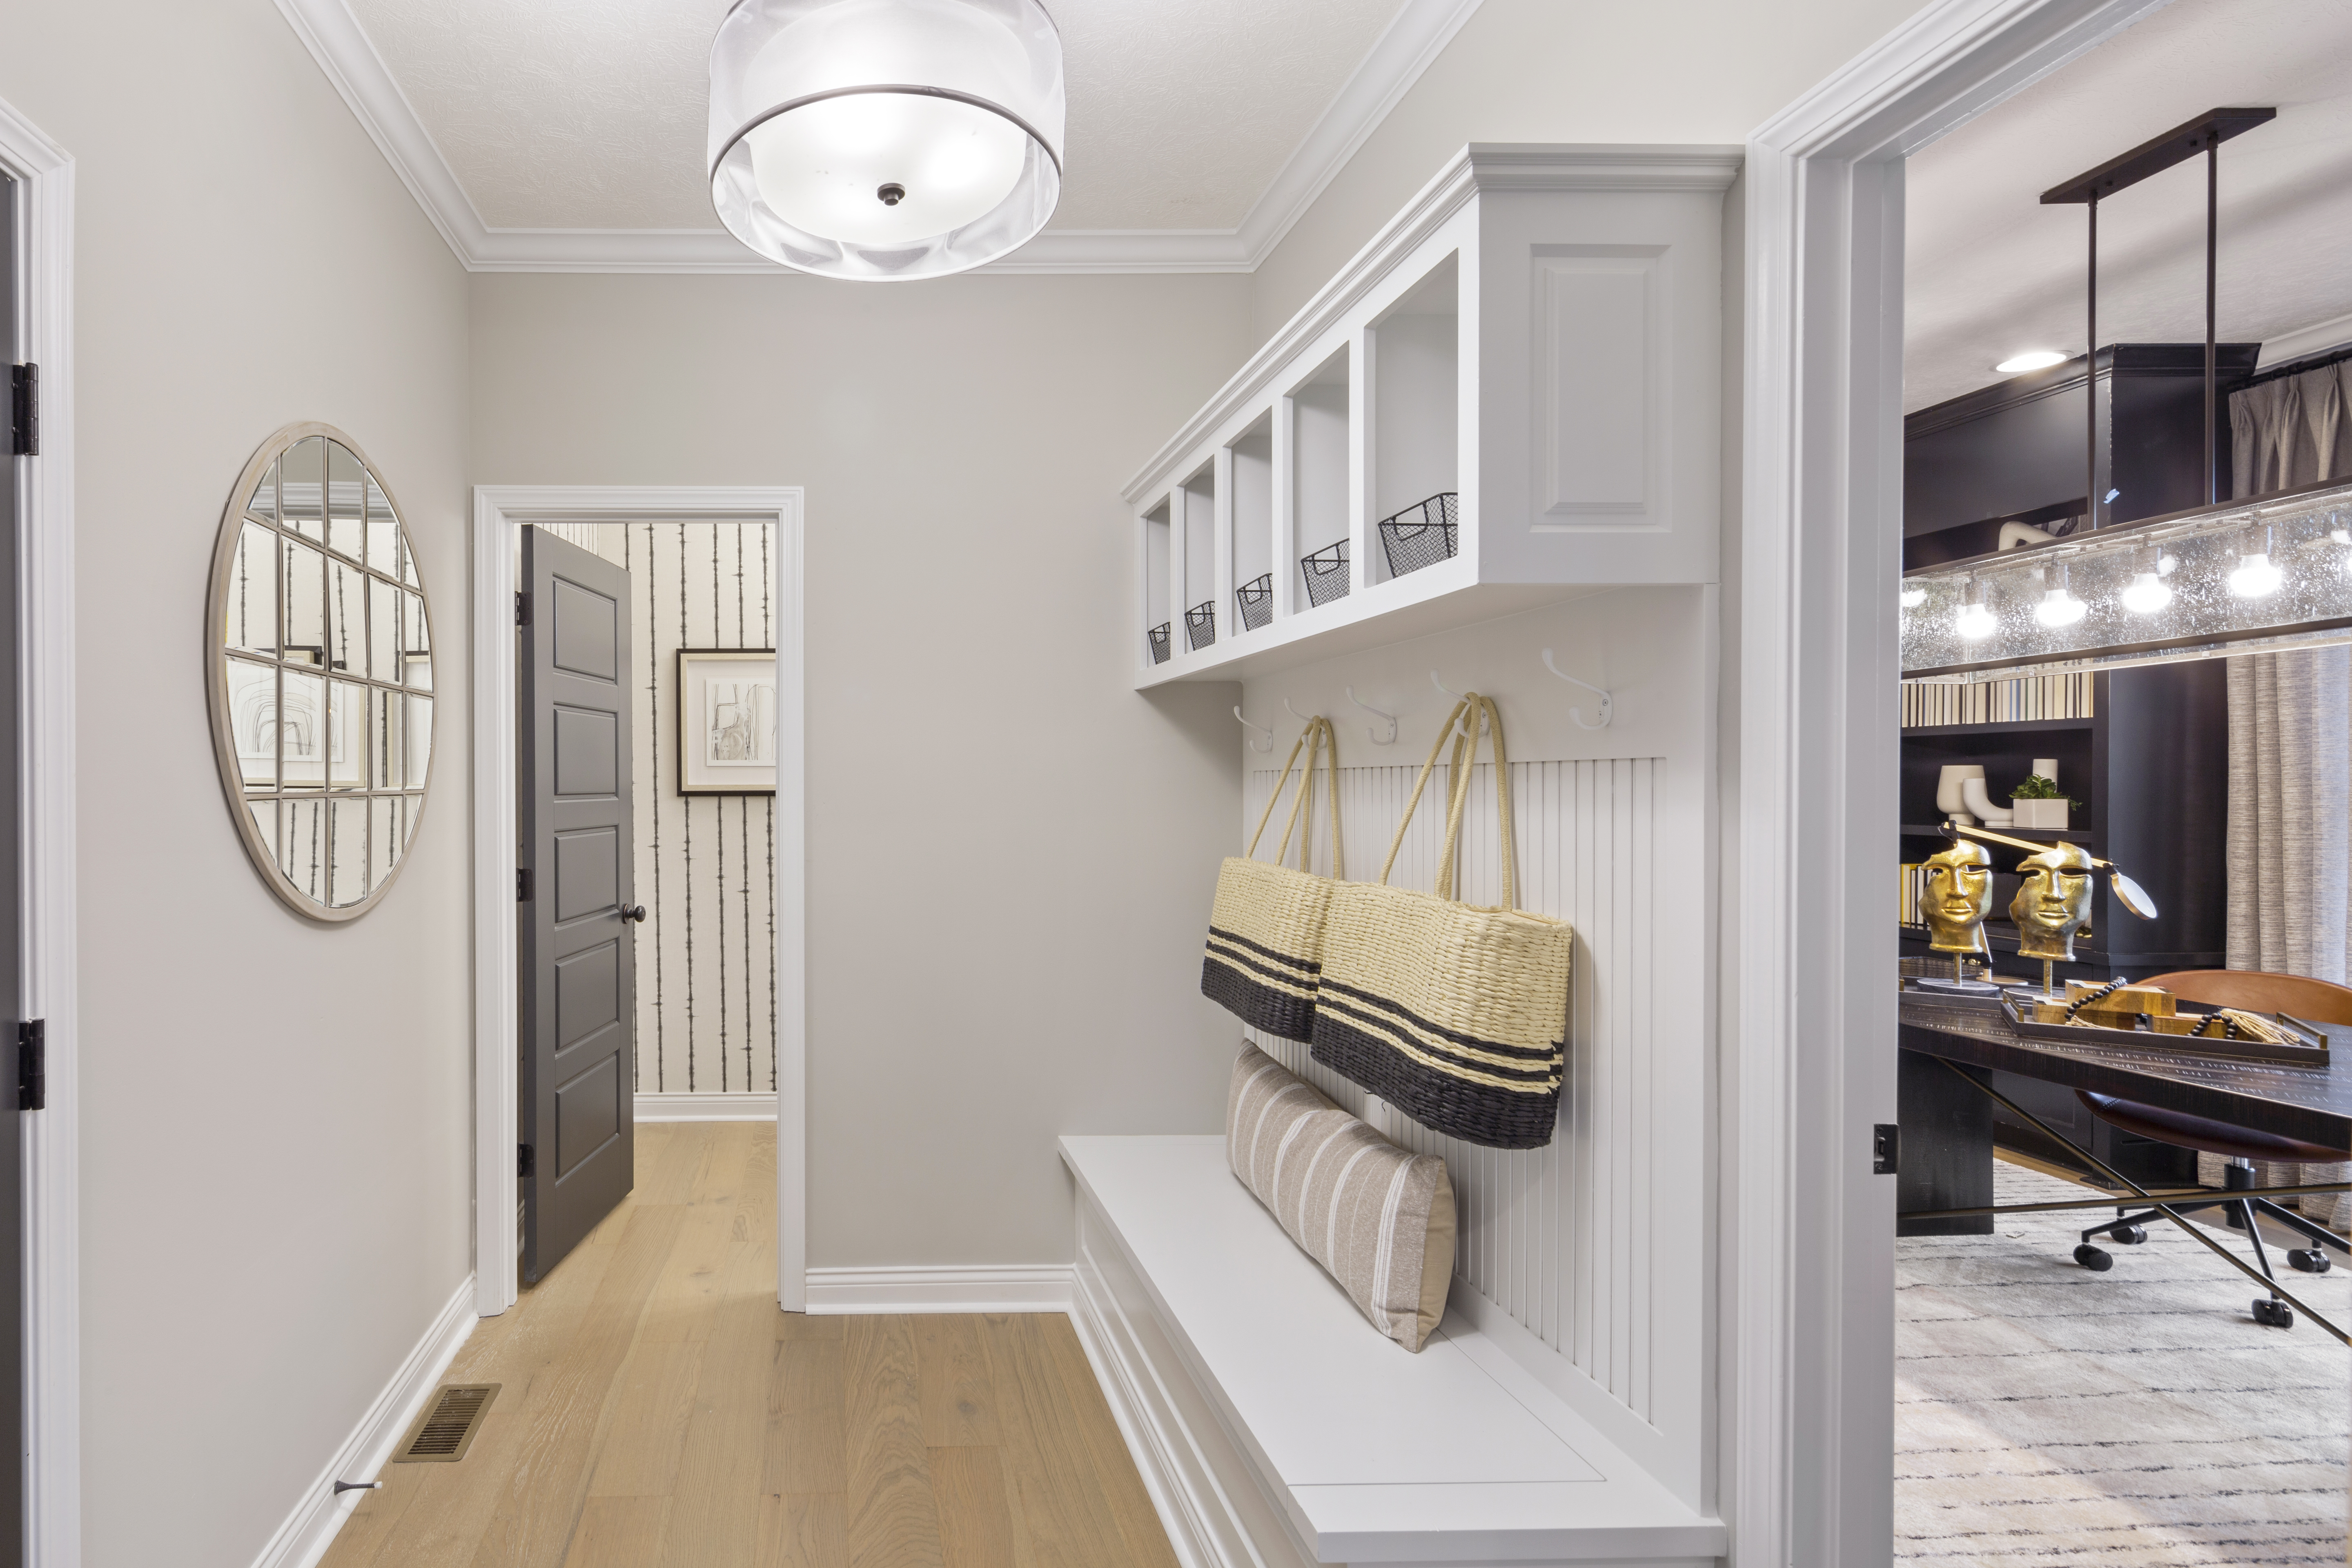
[{"xmin": 324, "ymin": 1122, "xmax": 1179, "ymax": 1568}]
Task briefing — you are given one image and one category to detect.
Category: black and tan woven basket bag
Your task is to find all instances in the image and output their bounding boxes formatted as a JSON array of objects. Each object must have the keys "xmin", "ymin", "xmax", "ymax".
[
  {"xmin": 1200, "ymin": 716, "xmax": 1344, "ymax": 1041},
  {"xmin": 1309, "ymin": 695, "xmax": 1570, "ymax": 1149}
]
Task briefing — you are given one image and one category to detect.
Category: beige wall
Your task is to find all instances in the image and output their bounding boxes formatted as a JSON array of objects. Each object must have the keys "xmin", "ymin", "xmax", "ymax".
[
  {"xmin": 1247, "ymin": 0, "xmax": 1926, "ymax": 342},
  {"xmin": 0, "ymin": 0, "xmax": 473, "ymax": 1563},
  {"xmin": 470, "ymin": 271, "xmax": 1257, "ymax": 1267}
]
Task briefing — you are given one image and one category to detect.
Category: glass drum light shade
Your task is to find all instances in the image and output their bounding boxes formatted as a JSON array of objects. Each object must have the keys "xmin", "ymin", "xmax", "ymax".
[{"xmin": 708, "ymin": 0, "xmax": 1063, "ymax": 281}]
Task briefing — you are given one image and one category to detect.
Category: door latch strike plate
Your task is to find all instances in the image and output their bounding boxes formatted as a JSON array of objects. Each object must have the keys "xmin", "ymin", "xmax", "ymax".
[
  {"xmin": 517, "ymin": 867, "xmax": 532, "ymax": 902},
  {"xmin": 514, "ymin": 591, "xmax": 530, "ymax": 628},
  {"xmin": 1873, "ymin": 1123, "xmax": 1900, "ymax": 1176},
  {"xmin": 9, "ymin": 364, "xmax": 37, "ymax": 458},
  {"xmin": 517, "ymin": 1143, "xmax": 535, "ymax": 1179}
]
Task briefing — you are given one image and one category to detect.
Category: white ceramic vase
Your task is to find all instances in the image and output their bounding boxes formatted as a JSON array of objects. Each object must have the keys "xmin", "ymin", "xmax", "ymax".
[
  {"xmin": 1960, "ymin": 775, "xmax": 2013, "ymax": 826},
  {"xmin": 1936, "ymin": 764, "xmax": 1985, "ymax": 826}
]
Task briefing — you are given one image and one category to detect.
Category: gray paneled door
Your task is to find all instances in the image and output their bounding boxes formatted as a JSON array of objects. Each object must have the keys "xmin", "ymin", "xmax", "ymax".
[{"xmin": 519, "ymin": 528, "xmax": 639, "ymax": 1282}]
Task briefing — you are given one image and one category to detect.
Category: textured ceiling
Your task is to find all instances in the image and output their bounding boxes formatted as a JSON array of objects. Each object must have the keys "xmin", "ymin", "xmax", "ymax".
[
  {"xmin": 347, "ymin": 0, "xmax": 1409, "ymax": 232},
  {"xmin": 1904, "ymin": 0, "xmax": 2352, "ymax": 412}
]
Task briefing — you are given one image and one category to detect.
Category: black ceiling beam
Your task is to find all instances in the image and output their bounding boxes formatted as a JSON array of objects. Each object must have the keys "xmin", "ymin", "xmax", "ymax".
[{"xmin": 2040, "ymin": 107, "xmax": 2276, "ymax": 205}]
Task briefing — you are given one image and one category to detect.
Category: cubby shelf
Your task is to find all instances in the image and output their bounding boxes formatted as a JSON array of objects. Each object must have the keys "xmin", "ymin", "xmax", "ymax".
[{"xmin": 1119, "ymin": 143, "xmax": 1740, "ymax": 688}]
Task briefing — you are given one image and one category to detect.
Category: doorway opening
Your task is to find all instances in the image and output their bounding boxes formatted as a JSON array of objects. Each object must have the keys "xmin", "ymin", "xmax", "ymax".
[{"xmin": 471, "ymin": 488, "xmax": 805, "ymax": 1315}]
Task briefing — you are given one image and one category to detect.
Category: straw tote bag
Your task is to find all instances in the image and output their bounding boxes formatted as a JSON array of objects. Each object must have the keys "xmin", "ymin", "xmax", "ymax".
[
  {"xmin": 1201, "ymin": 715, "xmax": 1345, "ymax": 1042},
  {"xmin": 1310, "ymin": 695, "xmax": 1570, "ymax": 1149}
]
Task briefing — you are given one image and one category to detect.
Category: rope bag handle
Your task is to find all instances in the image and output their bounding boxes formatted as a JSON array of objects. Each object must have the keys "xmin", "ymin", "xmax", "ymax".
[
  {"xmin": 1244, "ymin": 716, "xmax": 1345, "ymax": 879},
  {"xmin": 1375, "ymin": 694, "xmax": 1517, "ymax": 910}
]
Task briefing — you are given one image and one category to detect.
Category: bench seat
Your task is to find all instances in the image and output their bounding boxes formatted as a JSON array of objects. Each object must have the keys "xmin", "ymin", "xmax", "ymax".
[{"xmin": 1061, "ymin": 1134, "xmax": 1726, "ymax": 1567}]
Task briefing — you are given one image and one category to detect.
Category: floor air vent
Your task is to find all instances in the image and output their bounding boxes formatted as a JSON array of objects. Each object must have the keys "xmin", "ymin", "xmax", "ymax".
[{"xmin": 392, "ymin": 1383, "xmax": 500, "ymax": 1463}]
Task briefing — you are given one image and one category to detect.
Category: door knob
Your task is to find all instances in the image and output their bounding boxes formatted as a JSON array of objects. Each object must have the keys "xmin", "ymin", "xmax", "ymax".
[{"xmin": 619, "ymin": 904, "xmax": 647, "ymax": 923}]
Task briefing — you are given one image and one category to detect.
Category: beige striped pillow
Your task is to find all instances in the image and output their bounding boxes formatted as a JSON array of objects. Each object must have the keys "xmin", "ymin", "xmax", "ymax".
[{"xmin": 1226, "ymin": 1044, "xmax": 1457, "ymax": 1352}]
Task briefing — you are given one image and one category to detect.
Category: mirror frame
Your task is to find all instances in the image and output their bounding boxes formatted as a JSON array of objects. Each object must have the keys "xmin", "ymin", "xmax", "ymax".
[{"xmin": 204, "ymin": 421, "xmax": 437, "ymax": 922}]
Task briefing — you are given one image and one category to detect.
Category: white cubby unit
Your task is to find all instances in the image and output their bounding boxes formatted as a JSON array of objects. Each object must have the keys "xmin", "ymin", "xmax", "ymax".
[{"xmin": 1123, "ymin": 144, "xmax": 1740, "ymax": 687}]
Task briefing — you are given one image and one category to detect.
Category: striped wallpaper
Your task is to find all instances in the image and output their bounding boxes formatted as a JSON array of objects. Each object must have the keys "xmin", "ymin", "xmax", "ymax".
[
  {"xmin": 558, "ymin": 522, "xmax": 779, "ymax": 1096},
  {"xmin": 1243, "ymin": 754, "xmax": 1667, "ymax": 1426}
]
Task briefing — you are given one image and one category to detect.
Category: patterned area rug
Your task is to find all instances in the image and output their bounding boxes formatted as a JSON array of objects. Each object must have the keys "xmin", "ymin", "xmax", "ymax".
[{"xmin": 1898, "ymin": 1160, "xmax": 2350, "ymax": 1564}]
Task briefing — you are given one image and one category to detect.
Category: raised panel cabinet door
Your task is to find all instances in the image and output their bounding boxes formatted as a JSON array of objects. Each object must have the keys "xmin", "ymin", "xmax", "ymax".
[{"xmin": 520, "ymin": 528, "xmax": 636, "ymax": 1282}]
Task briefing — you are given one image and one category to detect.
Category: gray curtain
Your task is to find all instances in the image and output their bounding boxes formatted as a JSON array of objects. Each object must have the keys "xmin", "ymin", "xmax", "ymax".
[
  {"xmin": 2221, "ymin": 647, "xmax": 2351, "ymax": 1223},
  {"xmin": 2231, "ymin": 360, "xmax": 2352, "ymax": 497}
]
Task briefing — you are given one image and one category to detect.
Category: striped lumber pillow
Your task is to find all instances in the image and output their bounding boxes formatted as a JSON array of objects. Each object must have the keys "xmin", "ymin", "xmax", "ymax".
[{"xmin": 1226, "ymin": 1044, "xmax": 1457, "ymax": 1352}]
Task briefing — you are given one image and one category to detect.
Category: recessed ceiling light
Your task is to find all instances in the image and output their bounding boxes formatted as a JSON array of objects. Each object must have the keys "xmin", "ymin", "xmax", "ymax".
[{"xmin": 1996, "ymin": 350, "xmax": 2069, "ymax": 374}]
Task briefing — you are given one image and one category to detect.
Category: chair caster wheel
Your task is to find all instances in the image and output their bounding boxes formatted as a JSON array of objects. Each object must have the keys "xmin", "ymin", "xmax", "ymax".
[
  {"xmin": 2108, "ymin": 1225, "xmax": 2148, "ymax": 1245},
  {"xmin": 2253, "ymin": 1298, "xmax": 2296, "ymax": 1328},
  {"xmin": 2073, "ymin": 1245, "xmax": 2113, "ymax": 1271},
  {"xmin": 2289, "ymin": 1248, "xmax": 2331, "ymax": 1274}
]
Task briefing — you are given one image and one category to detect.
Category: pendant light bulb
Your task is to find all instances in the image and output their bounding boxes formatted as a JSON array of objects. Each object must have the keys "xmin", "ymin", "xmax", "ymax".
[
  {"xmin": 1955, "ymin": 599, "xmax": 1997, "ymax": 640},
  {"xmin": 1899, "ymin": 584, "xmax": 1927, "ymax": 609},
  {"xmin": 2231, "ymin": 552, "xmax": 2281, "ymax": 597},
  {"xmin": 2034, "ymin": 586, "xmax": 2087, "ymax": 627},
  {"xmin": 2120, "ymin": 571, "xmax": 2172, "ymax": 615}
]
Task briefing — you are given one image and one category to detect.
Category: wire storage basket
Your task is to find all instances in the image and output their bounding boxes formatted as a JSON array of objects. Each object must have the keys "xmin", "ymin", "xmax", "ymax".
[
  {"xmin": 1300, "ymin": 540, "xmax": 1350, "ymax": 607},
  {"xmin": 1186, "ymin": 600, "xmax": 1217, "ymax": 650},
  {"xmin": 1377, "ymin": 492, "xmax": 1458, "ymax": 579},
  {"xmin": 1147, "ymin": 622, "xmax": 1171, "ymax": 665},
  {"xmin": 1236, "ymin": 573, "xmax": 1272, "ymax": 631}
]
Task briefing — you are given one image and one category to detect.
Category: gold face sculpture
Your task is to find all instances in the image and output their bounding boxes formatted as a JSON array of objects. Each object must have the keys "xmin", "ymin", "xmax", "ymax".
[
  {"xmin": 1923, "ymin": 840, "xmax": 1994, "ymax": 956},
  {"xmin": 2011, "ymin": 841, "xmax": 2096, "ymax": 961}
]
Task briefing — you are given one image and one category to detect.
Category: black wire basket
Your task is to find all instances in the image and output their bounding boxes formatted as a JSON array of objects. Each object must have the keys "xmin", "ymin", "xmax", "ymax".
[
  {"xmin": 1236, "ymin": 573, "xmax": 1273, "ymax": 631},
  {"xmin": 1300, "ymin": 540, "xmax": 1351, "ymax": 607},
  {"xmin": 1147, "ymin": 622, "xmax": 1171, "ymax": 665},
  {"xmin": 1377, "ymin": 492, "xmax": 1459, "ymax": 579},
  {"xmin": 1186, "ymin": 600, "xmax": 1216, "ymax": 650}
]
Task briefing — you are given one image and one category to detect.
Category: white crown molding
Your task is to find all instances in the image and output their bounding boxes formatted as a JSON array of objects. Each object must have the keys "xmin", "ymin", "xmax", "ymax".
[
  {"xmin": 802, "ymin": 1265, "xmax": 1075, "ymax": 1313},
  {"xmin": 2262, "ymin": 309, "xmax": 2352, "ymax": 368},
  {"xmin": 274, "ymin": 0, "xmax": 1483, "ymax": 275},
  {"xmin": 249, "ymin": 1275, "xmax": 477, "ymax": 1568},
  {"xmin": 636, "ymin": 1091, "xmax": 777, "ymax": 1122}
]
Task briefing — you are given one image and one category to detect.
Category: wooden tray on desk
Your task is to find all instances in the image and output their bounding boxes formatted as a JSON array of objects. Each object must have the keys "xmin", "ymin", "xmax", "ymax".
[{"xmin": 1995, "ymin": 989, "xmax": 2331, "ymax": 1068}]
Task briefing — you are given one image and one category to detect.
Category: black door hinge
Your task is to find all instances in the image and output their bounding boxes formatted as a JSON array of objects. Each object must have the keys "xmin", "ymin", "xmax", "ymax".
[
  {"xmin": 1872, "ymin": 1123, "xmax": 1900, "ymax": 1176},
  {"xmin": 518, "ymin": 1143, "xmax": 535, "ymax": 1178},
  {"xmin": 9, "ymin": 364, "xmax": 36, "ymax": 458},
  {"xmin": 514, "ymin": 591, "xmax": 530, "ymax": 628},
  {"xmin": 17, "ymin": 1019, "xmax": 44, "ymax": 1111},
  {"xmin": 517, "ymin": 867, "xmax": 533, "ymax": 902}
]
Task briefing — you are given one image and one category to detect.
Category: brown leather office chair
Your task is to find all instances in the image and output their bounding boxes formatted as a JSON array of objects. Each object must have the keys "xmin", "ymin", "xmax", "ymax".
[{"xmin": 2071, "ymin": 968, "xmax": 2352, "ymax": 1328}]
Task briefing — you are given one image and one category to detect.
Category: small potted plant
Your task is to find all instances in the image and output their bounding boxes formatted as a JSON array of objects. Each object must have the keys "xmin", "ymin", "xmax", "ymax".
[{"xmin": 2010, "ymin": 773, "xmax": 2080, "ymax": 831}]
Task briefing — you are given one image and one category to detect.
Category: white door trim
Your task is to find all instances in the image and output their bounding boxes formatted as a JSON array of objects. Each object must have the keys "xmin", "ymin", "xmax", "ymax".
[
  {"xmin": 470, "ymin": 486, "xmax": 806, "ymax": 1316},
  {"xmin": 0, "ymin": 93, "xmax": 79, "ymax": 1568},
  {"xmin": 1734, "ymin": 0, "xmax": 2167, "ymax": 1559}
]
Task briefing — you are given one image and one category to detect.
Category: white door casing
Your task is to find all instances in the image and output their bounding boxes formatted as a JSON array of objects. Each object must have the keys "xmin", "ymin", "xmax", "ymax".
[
  {"xmin": 470, "ymin": 487, "xmax": 806, "ymax": 1317},
  {"xmin": 1733, "ymin": 0, "xmax": 2173, "ymax": 1561}
]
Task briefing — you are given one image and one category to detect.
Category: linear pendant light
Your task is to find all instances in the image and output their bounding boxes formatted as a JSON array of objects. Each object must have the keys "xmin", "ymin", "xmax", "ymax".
[
  {"xmin": 1891, "ymin": 106, "xmax": 2352, "ymax": 684},
  {"xmin": 708, "ymin": 0, "xmax": 1065, "ymax": 281}
]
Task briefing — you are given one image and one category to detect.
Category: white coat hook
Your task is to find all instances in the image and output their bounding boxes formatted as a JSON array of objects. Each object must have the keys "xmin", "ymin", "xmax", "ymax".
[
  {"xmin": 1430, "ymin": 671, "xmax": 1485, "ymax": 736},
  {"xmin": 1283, "ymin": 697, "xmax": 1314, "ymax": 724},
  {"xmin": 1345, "ymin": 686, "xmax": 1398, "ymax": 745},
  {"xmin": 1233, "ymin": 706, "xmax": 1273, "ymax": 752},
  {"xmin": 1541, "ymin": 648, "xmax": 1613, "ymax": 730}
]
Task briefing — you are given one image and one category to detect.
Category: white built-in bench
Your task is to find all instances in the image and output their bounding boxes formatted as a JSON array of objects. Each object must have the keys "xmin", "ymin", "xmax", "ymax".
[{"xmin": 1060, "ymin": 1135, "xmax": 1726, "ymax": 1568}]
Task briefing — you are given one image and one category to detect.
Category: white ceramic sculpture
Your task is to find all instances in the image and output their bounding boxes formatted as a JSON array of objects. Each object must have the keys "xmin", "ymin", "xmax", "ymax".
[
  {"xmin": 1936, "ymin": 764, "xmax": 1985, "ymax": 826},
  {"xmin": 1960, "ymin": 774, "xmax": 2014, "ymax": 826}
]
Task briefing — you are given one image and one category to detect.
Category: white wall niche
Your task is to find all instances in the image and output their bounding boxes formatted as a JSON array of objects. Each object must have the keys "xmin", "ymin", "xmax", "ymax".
[
  {"xmin": 1369, "ymin": 252, "xmax": 1461, "ymax": 589},
  {"xmin": 1122, "ymin": 145, "xmax": 1739, "ymax": 689},
  {"xmin": 1178, "ymin": 460, "xmax": 1220, "ymax": 653},
  {"xmin": 1228, "ymin": 415, "xmax": 1276, "ymax": 635},
  {"xmin": 1141, "ymin": 499, "xmax": 1172, "ymax": 667}
]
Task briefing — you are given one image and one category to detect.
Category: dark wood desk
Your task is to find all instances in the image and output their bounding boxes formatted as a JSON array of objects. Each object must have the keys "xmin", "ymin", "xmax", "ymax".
[{"xmin": 1895, "ymin": 994, "xmax": 2352, "ymax": 1235}]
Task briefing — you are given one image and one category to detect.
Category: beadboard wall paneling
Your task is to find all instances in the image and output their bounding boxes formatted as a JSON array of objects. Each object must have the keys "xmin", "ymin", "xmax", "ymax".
[
  {"xmin": 1244, "ymin": 755, "xmax": 1659, "ymax": 1421},
  {"xmin": 1235, "ymin": 584, "xmax": 1715, "ymax": 1507},
  {"xmin": 571, "ymin": 522, "xmax": 779, "ymax": 1096}
]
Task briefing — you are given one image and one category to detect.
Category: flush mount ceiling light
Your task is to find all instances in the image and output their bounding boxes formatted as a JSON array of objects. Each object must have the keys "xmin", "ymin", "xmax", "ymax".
[
  {"xmin": 708, "ymin": 0, "xmax": 1065, "ymax": 281},
  {"xmin": 1995, "ymin": 350, "xmax": 2069, "ymax": 374}
]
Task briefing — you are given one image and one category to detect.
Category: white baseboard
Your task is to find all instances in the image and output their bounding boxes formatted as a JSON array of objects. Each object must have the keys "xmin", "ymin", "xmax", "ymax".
[
  {"xmin": 802, "ymin": 1263, "xmax": 1074, "ymax": 1314},
  {"xmin": 637, "ymin": 1091, "xmax": 777, "ymax": 1122},
  {"xmin": 251, "ymin": 1274, "xmax": 478, "ymax": 1568}
]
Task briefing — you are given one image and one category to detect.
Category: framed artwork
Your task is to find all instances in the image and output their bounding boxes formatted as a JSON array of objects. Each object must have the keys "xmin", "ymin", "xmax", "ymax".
[{"xmin": 677, "ymin": 649, "xmax": 779, "ymax": 795}]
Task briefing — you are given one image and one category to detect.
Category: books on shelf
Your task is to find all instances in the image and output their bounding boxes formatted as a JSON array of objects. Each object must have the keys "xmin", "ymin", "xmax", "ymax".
[
  {"xmin": 1901, "ymin": 672, "xmax": 2093, "ymax": 728},
  {"xmin": 1899, "ymin": 863, "xmax": 1922, "ymax": 928}
]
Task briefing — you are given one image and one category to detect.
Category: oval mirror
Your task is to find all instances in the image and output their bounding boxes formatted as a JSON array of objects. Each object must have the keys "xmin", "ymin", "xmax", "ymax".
[{"xmin": 205, "ymin": 423, "xmax": 434, "ymax": 921}]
